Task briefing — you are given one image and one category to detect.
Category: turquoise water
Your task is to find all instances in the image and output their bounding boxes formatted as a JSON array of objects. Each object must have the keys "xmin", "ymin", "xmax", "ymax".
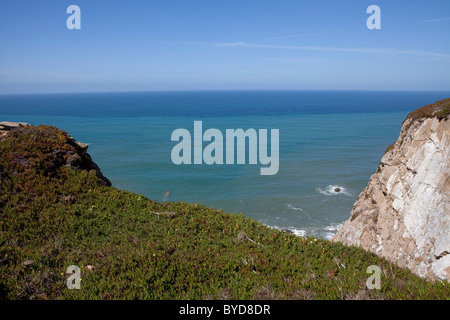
[{"xmin": 1, "ymin": 90, "xmax": 449, "ymax": 239}]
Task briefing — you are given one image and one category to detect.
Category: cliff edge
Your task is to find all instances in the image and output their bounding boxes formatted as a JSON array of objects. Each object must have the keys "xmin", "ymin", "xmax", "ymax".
[
  {"xmin": 0, "ymin": 122, "xmax": 111, "ymax": 187},
  {"xmin": 333, "ymin": 98, "xmax": 450, "ymax": 281}
]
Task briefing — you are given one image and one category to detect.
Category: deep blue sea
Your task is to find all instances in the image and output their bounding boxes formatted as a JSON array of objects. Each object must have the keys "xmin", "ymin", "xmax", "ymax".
[{"xmin": 1, "ymin": 90, "xmax": 449, "ymax": 239}]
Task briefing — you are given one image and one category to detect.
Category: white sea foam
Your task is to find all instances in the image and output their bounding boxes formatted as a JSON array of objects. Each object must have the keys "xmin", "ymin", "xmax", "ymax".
[
  {"xmin": 266, "ymin": 221, "xmax": 343, "ymax": 240},
  {"xmin": 286, "ymin": 203, "xmax": 305, "ymax": 212},
  {"xmin": 323, "ymin": 222, "xmax": 343, "ymax": 231},
  {"xmin": 322, "ymin": 232, "xmax": 335, "ymax": 240},
  {"xmin": 290, "ymin": 228, "xmax": 307, "ymax": 237},
  {"xmin": 316, "ymin": 185, "xmax": 353, "ymax": 196},
  {"xmin": 321, "ymin": 222, "xmax": 343, "ymax": 239},
  {"xmin": 286, "ymin": 203, "xmax": 321, "ymax": 223},
  {"xmin": 268, "ymin": 225, "xmax": 307, "ymax": 237}
]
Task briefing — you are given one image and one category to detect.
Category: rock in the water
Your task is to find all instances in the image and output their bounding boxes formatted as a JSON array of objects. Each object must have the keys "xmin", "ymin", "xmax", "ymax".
[
  {"xmin": 334, "ymin": 187, "xmax": 341, "ymax": 193},
  {"xmin": 333, "ymin": 98, "xmax": 450, "ymax": 281}
]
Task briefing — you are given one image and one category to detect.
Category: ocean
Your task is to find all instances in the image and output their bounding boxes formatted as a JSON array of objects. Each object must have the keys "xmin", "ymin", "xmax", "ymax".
[{"xmin": 1, "ymin": 90, "xmax": 449, "ymax": 239}]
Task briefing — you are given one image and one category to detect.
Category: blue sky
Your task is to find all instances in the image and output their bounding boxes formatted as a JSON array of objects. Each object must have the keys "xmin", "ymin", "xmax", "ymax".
[{"xmin": 0, "ymin": 0, "xmax": 449, "ymax": 93}]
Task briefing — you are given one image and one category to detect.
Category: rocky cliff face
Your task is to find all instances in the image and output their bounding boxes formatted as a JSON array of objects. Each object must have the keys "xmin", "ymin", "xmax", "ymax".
[{"xmin": 333, "ymin": 98, "xmax": 450, "ymax": 281}]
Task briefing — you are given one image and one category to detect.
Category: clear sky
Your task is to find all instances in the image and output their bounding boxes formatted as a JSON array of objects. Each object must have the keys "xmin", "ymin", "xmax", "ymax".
[{"xmin": 0, "ymin": 0, "xmax": 449, "ymax": 94}]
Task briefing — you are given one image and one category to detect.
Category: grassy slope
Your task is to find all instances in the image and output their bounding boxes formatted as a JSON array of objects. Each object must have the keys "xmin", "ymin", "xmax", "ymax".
[{"xmin": 0, "ymin": 125, "xmax": 448, "ymax": 300}]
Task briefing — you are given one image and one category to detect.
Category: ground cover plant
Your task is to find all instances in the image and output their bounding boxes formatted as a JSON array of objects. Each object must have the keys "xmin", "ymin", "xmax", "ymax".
[{"xmin": 0, "ymin": 125, "xmax": 448, "ymax": 300}]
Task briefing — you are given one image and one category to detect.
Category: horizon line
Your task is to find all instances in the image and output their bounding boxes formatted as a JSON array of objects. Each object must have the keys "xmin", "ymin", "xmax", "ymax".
[{"xmin": 1, "ymin": 88, "xmax": 450, "ymax": 96}]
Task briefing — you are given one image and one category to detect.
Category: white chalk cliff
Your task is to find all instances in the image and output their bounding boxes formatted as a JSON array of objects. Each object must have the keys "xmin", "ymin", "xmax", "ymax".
[{"xmin": 333, "ymin": 98, "xmax": 450, "ymax": 281}]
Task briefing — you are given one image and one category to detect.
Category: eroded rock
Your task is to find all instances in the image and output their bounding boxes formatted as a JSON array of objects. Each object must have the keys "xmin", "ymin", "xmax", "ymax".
[{"xmin": 333, "ymin": 98, "xmax": 450, "ymax": 281}]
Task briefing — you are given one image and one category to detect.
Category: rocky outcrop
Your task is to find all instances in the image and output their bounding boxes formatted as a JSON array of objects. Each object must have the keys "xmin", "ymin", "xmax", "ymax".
[
  {"xmin": 65, "ymin": 135, "xmax": 112, "ymax": 187},
  {"xmin": 333, "ymin": 98, "xmax": 450, "ymax": 281},
  {"xmin": 0, "ymin": 122, "xmax": 112, "ymax": 187},
  {"xmin": 0, "ymin": 121, "xmax": 31, "ymax": 136}
]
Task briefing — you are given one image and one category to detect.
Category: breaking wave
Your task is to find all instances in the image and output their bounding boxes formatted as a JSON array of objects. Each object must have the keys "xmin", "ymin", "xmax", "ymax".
[
  {"xmin": 268, "ymin": 222, "xmax": 343, "ymax": 240},
  {"xmin": 316, "ymin": 185, "xmax": 353, "ymax": 196}
]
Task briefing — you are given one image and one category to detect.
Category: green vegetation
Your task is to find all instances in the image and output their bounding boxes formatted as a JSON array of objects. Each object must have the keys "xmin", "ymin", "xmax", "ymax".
[
  {"xmin": 403, "ymin": 98, "xmax": 450, "ymax": 130},
  {"xmin": 437, "ymin": 101, "xmax": 450, "ymax": 120},
  {"xmin": 1, "ymin": 125, "xmax": 448, "ymax": 300}
]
